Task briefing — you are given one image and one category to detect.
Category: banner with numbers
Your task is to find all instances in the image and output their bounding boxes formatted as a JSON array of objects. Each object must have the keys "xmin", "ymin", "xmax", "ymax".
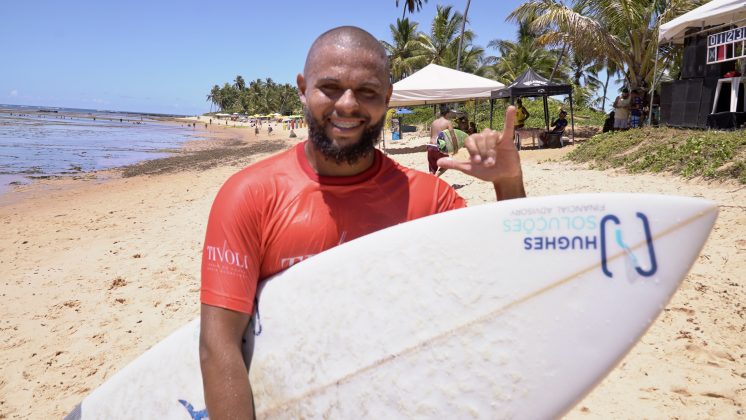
[{"xmin": 707, "ymin": 25, "xmax": 746, "ymax": 64}]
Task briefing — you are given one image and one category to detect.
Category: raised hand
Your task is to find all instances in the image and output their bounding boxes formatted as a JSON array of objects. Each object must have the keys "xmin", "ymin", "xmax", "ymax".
[{"xmin": 436, "ymin": 106, "xmax": 523, "ymax": 188}]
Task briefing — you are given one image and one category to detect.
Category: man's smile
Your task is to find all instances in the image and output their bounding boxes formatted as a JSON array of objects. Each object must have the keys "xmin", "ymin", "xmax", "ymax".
[{"xmin": 329, "ymin": 117, "xmax": 364, "ymax": 130}]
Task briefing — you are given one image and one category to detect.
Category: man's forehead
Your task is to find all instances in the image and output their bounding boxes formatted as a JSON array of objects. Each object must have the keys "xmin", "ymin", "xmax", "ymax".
[{"xmin": 305, "ymin": 44, "xmax": 387, "ymax": 82}]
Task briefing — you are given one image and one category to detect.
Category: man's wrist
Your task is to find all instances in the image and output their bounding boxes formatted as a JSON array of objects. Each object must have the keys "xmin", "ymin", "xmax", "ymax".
[{"xmin": 493, "ymin": 175, "xmax": 526, "ymax": 201}]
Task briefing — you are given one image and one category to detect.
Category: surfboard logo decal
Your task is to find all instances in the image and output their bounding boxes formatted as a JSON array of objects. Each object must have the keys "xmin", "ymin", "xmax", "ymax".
[
  {"xmin": 600, "ymin": 212, "xmax": 658, "ymax": 279},
  {"xmin": 178, "ymin": 399, "xmax": 208, "ymax": 420}
]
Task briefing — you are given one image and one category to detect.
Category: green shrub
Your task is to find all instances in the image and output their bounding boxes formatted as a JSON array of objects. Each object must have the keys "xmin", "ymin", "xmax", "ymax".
[{"xmin": 567, "ymin": 127, "xmax": 746, "ymax": 183}]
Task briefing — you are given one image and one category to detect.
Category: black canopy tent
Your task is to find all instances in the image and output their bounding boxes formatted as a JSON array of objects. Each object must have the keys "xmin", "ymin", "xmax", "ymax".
[{"xmin": 489, "ymin": 69, "xmax": 575, "ymax": 144}]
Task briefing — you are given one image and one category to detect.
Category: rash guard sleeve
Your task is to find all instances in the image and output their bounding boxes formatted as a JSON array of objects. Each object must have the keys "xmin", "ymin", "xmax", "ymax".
[{"xmin": 200, "ymin": 173, "xmax": 263, "ymax": 314}]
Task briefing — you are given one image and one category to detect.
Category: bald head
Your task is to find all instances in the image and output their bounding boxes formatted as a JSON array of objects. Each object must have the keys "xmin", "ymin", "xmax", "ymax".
[{"xmin": 304, "ymin": 26, "xmax": 390, "ymax": 82}]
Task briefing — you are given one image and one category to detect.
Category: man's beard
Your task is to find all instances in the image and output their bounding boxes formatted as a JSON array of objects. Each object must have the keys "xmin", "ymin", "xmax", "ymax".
[{"xmin": 306, "ymin": 110, "xmax": 384, "ymax": 165}]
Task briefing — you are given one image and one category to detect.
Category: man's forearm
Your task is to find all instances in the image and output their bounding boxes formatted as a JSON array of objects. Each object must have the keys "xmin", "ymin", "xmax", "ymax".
[
  {"xmin": 493, "ymin": 175, "xmax": 526, "ymax": 201},
  {"xmin": 201, "ymin": 347, "xmax": 255, "ymax": 419}
]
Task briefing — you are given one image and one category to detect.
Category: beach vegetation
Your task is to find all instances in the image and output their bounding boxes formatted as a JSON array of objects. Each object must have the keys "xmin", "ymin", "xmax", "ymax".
[
  {"xmin": 206, "ymin": 77, "xmax": 302, "ymax": 116},
  {"xmin": 482, "ymin": 19, "xmax": 566, "ymax": 84},
  {"xmin": 509, "ymin": 0, "xmax": 704, "ymax": 91},
  {"xmin": 396, "ymin": 0, "xmax": 429, "ymax": 18},
  {"xmin": 567, "ymin": 128, "xmax": 746, "ymax": 183},
  {"xmin": 381, "ymin": 18, "xmax": 428, "ymax": 81},
  {"xmin": 417, "ymin": 5, "xmax": 482, "ymax": 74}
]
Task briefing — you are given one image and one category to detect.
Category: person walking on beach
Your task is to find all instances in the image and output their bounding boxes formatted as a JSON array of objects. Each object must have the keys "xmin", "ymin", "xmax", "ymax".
[
  {"xmin": 199, "ymin": 26, "xmax": 525, "ymax": 419},
  {"xmin": 426, "ymin": 105, "xmax": 458, "ymax": 175}
]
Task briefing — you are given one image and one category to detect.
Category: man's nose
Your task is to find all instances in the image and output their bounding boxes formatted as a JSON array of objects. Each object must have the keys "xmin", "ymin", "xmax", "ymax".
[{"xmin": 335, "ymin": 89, "xmax": 359, "ymax": 113}]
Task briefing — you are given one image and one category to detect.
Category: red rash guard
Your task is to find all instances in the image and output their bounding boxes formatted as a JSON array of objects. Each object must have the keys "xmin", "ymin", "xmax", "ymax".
[{"xmin": 200, "ymin": 141, "xmax": 466, "ymax": 314}]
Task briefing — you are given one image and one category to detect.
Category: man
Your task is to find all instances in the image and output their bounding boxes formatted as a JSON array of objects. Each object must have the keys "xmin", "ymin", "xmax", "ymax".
[
  {"xmin": 539, "ymin": 110, "xmax": 568, "ymax": 148},
  {"xmin": 199, "ymin": 26, "xmax": 525, "ymax": 419},
  {"xmin": 514, "ymin": 98, "xmax": 529, "ymax": 130},
  {"xmin": 514, "ymin": 98, "xmax": 530, "ymax": 149},
  {"xmin": 612, "ymin": 88, "xmax": 631, "ymax": 130},
  {"xmin": 629, "ymin": 88, "xmax": 643, "ymax": 128},
  {"xmin": 427, "ymin": 105, "xmax": 458, "ymax": 175}
]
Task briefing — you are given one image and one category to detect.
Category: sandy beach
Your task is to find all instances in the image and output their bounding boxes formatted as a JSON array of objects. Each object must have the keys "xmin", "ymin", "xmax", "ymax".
[{"xmin": 0, "ymin": 123, "xmax": 744, "ymax": 418}]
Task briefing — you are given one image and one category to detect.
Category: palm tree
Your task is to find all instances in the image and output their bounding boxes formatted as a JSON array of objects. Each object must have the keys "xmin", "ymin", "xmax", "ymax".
[
  {"xmin": 396, "ymin": 0, "xmax": 428, "ymax": 18},
  {"xmin": 599, "ymin": 58, "xmax": 621, "ymax": 111},
  {"xmin": 276, "ymin": 83, "xmax": 301, "ymax": 115},
  {"xmin": 483, "ymin": 38, "xmax": 561, "ymax": 83},
  {"xmin": 418, "ymin": 5, "xmax": 466, "ymax": 66},
  {"xmin": 454, "ymin": 43, "xmax": 486, "ymax": 75},
  {"xmin": 247, "ymin": 79, "xmax": 265, "ymax": 113},
  {"xmin": 456, "ymin": 0, "xmax": 471, "ymax": 70},
  {"xmin": 568, "ymin": 50, "xmax": 602, "ymax": 91},
  {"xmin": 484, "ymin": 19, "xmax": 563, "ymax": 84},
  {"xmin": 381, "ymin": 18, "xmax": 427, "ymax": 81},
  {"xmin": 509, "ymin": 0, "xmax": 703, "ymax": 90},
  {"xmin": 264, "ymin": 78, "xmax": 279, "ymax": 113},
  {"xmin": 234, "ymin": 75, "xmax": 246, "ymax": 92},
  {"xmin": 207, "ymin": 84, "xmax": 221, "ymax": 111},
  {"xmin": 218, "ymin": 82, "xmax": 238, "ymax": 112}
]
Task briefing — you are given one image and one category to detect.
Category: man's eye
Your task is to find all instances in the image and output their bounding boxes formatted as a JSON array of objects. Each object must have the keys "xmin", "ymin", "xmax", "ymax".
[
  {"xmin": 359, "ymin": 89, "xmax": 378, "ymax": 98},
  {"xmin": 320, "ymin": 86, "xmax": 340, "ymax": 95}
]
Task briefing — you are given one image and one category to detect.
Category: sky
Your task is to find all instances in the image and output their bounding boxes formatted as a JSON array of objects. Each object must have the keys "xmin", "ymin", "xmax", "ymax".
[{"xmin": 2, "ymin": 0, "xmax": 594, "ymax": 115}]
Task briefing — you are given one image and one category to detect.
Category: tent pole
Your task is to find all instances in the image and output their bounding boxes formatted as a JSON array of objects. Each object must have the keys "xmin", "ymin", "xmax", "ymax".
[
  {"xmin": 648, "ymin": 42, "xmax": 664, "ymax": 126},
  {"xmin": 543, "ymin": 96, "xmax": 550, "ymax": 132},
  {"xmin": 474, "ymin": 98, "xmax": 477, "ymax": 127},
  {"xmin": 489, "ymin": 99, "xmax": 494, "ymax": 129},
  {"xmin": 569, "ymin": 91, "xmax": 575, "ymax": 144}
]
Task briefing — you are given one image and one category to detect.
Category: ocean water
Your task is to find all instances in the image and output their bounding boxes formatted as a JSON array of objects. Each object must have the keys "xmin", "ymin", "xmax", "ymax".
[{"xmin": 0, "ymin": 105, "xmax": 201, "ymax": 194}]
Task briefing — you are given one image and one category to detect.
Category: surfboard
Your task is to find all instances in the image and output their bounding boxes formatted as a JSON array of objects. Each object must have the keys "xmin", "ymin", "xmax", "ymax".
[
  {"xmin": 66, "ymin": 193, "xmax": 717, "ymax": 419},
  {"xmin": 436, "ymin": 128, "xmax": 468, "ymax": 154}
]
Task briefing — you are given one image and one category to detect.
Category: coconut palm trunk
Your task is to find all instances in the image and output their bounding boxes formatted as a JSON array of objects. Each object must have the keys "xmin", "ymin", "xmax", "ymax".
[{"xmin": 456, "ymin": 0, "xmax": 471, "ymax": 71}]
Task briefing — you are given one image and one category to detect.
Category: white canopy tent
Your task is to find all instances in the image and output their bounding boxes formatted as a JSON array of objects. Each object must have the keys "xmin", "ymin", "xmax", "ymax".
[
  {"xmin": 389, "ymin": 64, "xmax": 504, "ymax": 107},
  {"xmin": 659, "ymin": 0, "xmax": 746, "ymax": 44}
]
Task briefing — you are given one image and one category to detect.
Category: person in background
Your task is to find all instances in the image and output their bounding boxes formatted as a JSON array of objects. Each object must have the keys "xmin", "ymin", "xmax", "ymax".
[
  {"xmin": 514, "ymin": 98, "xmax": 529, "ymax": 130},
  {"xmin": 629, "ymin": 88, "xmax": 643, "ymax": 128},
  {"xmin": 427, "ymin": 105, "xmax": 457, "ymax": 175},
  {"xmin": 651, "ymin": 91, "xmax": 661, "ymax": 126},
  {"xmin": 539, "ymin": 110, "xmax": 568, "ymax": 148},
  {"xmin": 613, "ymin": 88, "xmax": 631, "ymax": 130},
  {"xmin": 468, "ymin": 121, "xmax": 477, "ymax": 135},
  {"xmin": 602, "ymin": 110, "xmax": 615, "ymax": 133},
  {"xmin": 514, "ymin": 98, "xmax": 530, "ymax": 149},
  {"xmin": 457, "ymin": 116, "xmax": 469, "ymax": 133}
]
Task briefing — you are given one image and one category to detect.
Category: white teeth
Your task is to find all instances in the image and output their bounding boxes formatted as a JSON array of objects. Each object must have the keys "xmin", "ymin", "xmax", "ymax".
[{"xmin": 331, "ymin": 120, "xmax": 361, "ymax": 129}]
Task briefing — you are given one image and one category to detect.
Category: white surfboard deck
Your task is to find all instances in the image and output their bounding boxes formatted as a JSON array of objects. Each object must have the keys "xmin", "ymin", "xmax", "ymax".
[{"xmin": 67, "ymin": 193, "xmax": 717, "ymax": 419}]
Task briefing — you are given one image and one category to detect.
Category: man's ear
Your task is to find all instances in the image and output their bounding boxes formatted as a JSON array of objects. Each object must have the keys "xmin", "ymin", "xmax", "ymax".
[
  {"xmin": 384, "ymin": 84, "xmax": 393, "ymax": 107},
  {"xmin": 297, "ymin": 73, "xmax": 307, "ymax": 106}
]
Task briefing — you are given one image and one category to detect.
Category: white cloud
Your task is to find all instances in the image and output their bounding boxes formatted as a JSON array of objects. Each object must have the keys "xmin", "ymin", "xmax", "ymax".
[{"xmin": 9, "ymin": 89, "xmax": 18, "ymax": 97}]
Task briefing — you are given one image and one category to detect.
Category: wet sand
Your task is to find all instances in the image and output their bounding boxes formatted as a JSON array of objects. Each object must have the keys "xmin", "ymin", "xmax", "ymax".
[{"xmin": 0, "ymin": 125, "xmax": 743, "ymax": 418}]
